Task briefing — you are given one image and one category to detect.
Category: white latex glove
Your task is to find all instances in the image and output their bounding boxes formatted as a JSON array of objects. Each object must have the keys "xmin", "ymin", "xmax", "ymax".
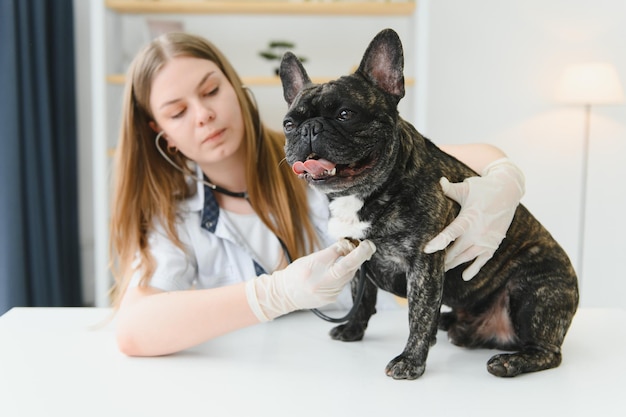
[
  {"xmin": 423, "ymin": 158, "xmax": 525, "ymax": 281},
  {"xmin": 245, "ymin": 239, "xmax": 376, "ymax": 321}
]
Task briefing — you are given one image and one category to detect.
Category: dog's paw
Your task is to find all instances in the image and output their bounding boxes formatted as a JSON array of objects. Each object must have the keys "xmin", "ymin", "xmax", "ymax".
[
  {"xmin": 487, "ymin": 353, "xmax": 523, "ymax": 377},
  {"xmin": 385, "ymin": 354, "xmax": 426, "ymax": 380},
  {"xmin": 329, "ymin": 324, "xmax": 365, "ymax": 341},
  {"xmin": 487, "ymin": 349, "xmax": 562, "ymax": 377}
]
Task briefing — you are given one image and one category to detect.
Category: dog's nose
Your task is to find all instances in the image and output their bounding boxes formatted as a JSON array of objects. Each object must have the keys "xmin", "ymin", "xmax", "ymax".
[{"xmin": 302, "ymin": 120, "xmax": 324, "ymax": 142}]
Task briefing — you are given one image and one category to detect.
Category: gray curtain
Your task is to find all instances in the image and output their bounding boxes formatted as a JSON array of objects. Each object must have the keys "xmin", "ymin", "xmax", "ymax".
[{"xmin": 0, "ymin": 0, "xmax": 82, "ymax": 315}]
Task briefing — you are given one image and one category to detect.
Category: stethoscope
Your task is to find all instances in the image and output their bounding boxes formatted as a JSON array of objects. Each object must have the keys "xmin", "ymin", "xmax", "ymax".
[{"xmin": 155, "ymin": 131, "xmax": 366, "ymax": 323}]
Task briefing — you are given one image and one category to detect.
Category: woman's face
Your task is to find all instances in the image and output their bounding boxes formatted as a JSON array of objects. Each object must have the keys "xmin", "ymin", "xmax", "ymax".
[{"xmin": 149, "ymin": 56, "xmax": 245, "ymax": 167}]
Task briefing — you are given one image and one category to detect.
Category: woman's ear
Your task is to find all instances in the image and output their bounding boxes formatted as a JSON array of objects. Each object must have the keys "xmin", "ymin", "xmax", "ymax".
[{"xmin": 149, "ymin": 121, "xmax": 160, "ymax": 134}]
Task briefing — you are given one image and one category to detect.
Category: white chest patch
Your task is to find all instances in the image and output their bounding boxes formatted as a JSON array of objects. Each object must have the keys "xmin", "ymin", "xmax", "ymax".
[{"xmin": 327, "ymin": 195, "xmax": 371, "ymax": 240}]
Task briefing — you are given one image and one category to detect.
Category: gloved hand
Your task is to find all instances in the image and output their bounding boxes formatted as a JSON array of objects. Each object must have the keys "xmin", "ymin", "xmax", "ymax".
[
  {"xmin": 245, "ymin": 239, "xmax": 376, "ymax": 321},
  {"xmin": 424, "ymin": 158, "xmax": 525, "ymax": 281}
]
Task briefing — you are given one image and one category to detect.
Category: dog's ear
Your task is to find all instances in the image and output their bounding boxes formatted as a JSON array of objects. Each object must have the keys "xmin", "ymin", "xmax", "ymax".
[
  {"xmin": 357, "ymin": 28, "xmax": 405, "ymax": 101},
  {"xmin": 279, "ymin": 52, "xmax": 312, "ymax": 106}
]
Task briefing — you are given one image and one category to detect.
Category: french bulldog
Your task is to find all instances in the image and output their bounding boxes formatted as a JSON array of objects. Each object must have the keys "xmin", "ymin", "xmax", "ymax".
[{"xmin": 279, "ymin": 28, "xmax": 579, "ymax": 379}]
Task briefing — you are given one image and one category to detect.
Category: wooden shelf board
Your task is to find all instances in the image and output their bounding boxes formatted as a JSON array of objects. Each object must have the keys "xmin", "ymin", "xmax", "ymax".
[
  {"xmin": 107, "ymin": 74, "xmax": 126, "ymax": 84},
  {"xmin": 107, "ymin": 73, "xmax": 414, "ymax": 86},
  {"xmin": 105, "ymin": 1, "xmax": 416, "ymax": 16}
]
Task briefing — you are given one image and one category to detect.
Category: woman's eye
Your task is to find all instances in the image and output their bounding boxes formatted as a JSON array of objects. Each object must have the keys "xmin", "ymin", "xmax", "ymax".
[
  {"xmin": 204, "ymin": 87, "xmax": 219, "ymax": 97},
  {"xmin": 171, "ymin": 109, "xmax": 186, "ymax": 119},
  {"xmin": 337, "ymin": 109, "xmax": 353, "ymax": 121}
]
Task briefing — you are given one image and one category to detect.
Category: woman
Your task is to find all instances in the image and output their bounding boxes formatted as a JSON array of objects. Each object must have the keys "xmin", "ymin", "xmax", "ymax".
[{"xmin": 110, "ymin": 33, "xmax": 525, "ymax": 357}]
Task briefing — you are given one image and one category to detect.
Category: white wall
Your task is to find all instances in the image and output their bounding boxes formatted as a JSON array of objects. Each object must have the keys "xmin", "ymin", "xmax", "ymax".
[
  {"xmin": 417, "ymin": 0, "xmax": 626, "ymax": 308},
  {"xmin": 75, "ymin": 1, "xmax": 626, "ymax": 308},
  {"xmin": 107, "ymin": 13, "xmax": 416, "ymax": 130}
]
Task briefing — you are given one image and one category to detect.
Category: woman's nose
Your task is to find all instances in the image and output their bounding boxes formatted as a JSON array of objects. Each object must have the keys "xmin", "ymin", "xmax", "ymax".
[{"xmin": 196, "ymin": 102, "xmax": 215, "ymax": 126}]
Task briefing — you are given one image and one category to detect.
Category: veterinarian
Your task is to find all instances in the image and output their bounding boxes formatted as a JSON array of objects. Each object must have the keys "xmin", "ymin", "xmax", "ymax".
[{"xmin": 110, "ymin": 33, "xmax": 525, "ymax": 357}]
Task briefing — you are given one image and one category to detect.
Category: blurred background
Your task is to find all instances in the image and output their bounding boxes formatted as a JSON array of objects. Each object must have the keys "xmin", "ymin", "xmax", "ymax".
[{"xmin": 2, "ymin": 0, "xmax": 624, "ymax": 314}]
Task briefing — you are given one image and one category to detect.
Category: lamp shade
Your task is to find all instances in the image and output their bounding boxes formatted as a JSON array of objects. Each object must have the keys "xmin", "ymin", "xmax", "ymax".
[{"xmin": 556, "ymin": 62, "xmax": 625, "ymax": 105}]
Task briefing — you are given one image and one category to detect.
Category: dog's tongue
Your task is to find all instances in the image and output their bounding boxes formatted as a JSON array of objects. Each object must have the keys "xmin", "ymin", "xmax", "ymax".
[{"xmin": 292, "ymin": 159, "xmax": 336, "ymax": 176}]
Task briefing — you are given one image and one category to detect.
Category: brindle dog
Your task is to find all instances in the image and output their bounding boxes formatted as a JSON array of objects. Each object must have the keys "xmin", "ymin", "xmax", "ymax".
[{"xmin": 279, "ymin": 28, "xmax": 579, "ymax": 379}]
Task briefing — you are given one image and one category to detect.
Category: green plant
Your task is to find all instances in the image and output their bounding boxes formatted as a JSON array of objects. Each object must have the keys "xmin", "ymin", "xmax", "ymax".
[{"xmin": 259, "ymin": 40, "xmax": 307, "ymax": 75}]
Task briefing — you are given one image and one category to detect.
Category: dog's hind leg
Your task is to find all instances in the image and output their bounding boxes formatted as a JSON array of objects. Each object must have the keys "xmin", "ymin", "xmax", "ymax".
[
  {"xmin": 486, "ymin": 272, "xmax": 578, "ymax": 377},
  {"xmin": 438, "ymin": 310, "xmax": 456, "ymax": 331}
]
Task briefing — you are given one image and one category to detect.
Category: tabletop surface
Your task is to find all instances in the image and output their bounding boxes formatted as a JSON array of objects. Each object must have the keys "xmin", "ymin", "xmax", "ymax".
[{"xmin": 0, "ymin": 306, "xmax": 624, "ymax": 417}]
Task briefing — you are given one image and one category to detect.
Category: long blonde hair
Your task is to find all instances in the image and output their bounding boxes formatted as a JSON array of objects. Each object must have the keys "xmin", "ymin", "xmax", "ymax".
[{"xmin": 109, "ymin": 33, "xmax": 318, "ymax": 307}]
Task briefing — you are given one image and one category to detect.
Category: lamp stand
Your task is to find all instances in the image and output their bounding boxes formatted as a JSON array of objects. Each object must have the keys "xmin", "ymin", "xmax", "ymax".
[{"xmin": 577, "ymin": 104, "xmax": 591, "ymax": 280}]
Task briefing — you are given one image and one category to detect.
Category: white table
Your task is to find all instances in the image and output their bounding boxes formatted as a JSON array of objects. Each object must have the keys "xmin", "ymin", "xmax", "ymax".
[{"xmin": 0, "ymin": 307, "xmax": 624, "ymax": 417}]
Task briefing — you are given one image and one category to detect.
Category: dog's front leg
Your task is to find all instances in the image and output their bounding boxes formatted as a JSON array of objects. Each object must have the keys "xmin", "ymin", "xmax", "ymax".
[
  {"xmin": 385, "ymin": 260, "xmax": 444, "ymax": 380},
  {"xmin": 329, "ymin": 270, "xmax": 378, "ymax": 342}
]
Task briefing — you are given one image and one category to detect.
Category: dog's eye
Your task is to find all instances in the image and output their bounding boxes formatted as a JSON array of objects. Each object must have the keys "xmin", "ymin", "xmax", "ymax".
[
  {"xmin": 283, "ymin": 120, "xmax": 295, "ymax": 133},
  {"xmin": 337, "ymin": 109, "xmax": 354, "ymax": 121}
]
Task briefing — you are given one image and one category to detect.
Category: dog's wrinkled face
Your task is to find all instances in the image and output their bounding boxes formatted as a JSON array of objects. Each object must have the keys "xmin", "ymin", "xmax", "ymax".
[{"xmin": 279, "ymin": 29, "xmax": 406, "ymax": 197}]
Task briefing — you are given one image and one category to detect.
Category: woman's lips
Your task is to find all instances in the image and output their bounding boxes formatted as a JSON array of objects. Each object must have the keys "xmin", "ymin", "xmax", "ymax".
[{"xmin": 203, "ymin": 128, "xmax": 225, "ymax": 143}]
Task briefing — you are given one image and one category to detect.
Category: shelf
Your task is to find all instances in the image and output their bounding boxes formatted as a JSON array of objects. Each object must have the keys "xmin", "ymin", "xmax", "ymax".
[
  {"xmin": 106, "ymin": 73, "xmax": 414, "ymax": 86},
  {"xmin": 105, "ymin": 0, "xmax": 415, "ymax": 16}
]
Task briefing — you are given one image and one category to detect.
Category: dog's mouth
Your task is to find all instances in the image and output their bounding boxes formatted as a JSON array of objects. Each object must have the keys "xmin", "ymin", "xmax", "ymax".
[{"xmin": 291, "ymin": 153, "xmax": 375, "ymax": 182}]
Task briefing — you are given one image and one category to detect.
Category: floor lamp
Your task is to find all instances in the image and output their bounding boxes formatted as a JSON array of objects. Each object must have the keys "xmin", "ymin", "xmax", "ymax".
[{"xmin": 555, "ymin": 62, "xmax": 624, "ymax": 279}]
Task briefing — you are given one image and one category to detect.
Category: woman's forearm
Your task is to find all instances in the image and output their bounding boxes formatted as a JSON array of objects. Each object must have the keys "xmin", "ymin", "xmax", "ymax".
[
  {"xmin": 439, "ymin": 143, "xmax": 506, "ymax": 175},
  {"xmin": 116, "ymin": 283, "xmax": 259, "ymax": 357}
]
